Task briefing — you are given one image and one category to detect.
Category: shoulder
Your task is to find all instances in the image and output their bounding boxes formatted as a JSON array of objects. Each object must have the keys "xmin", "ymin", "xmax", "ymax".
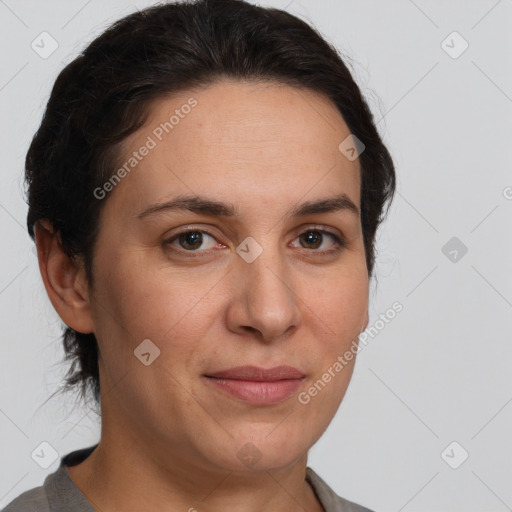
[
  {"xmin": 2, "ymin": 444, "xmax": 98, "ymax": 512},
  {"xmin": 2, "ymin": 485, "xmax": 50, "ymax": 512},
  {"xmin": 306, "ymin": 467, "xmax": 376, "ymax": 512}
]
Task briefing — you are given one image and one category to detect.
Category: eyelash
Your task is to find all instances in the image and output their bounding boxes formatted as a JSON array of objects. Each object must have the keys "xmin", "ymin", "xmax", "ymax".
[{"xmin": 163, "ymin": 226, "xmax": 346, "ymax": 257}]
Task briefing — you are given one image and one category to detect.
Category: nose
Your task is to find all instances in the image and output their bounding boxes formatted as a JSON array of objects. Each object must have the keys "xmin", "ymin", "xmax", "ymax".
[{"xmin": 225, "ymin": 245, "xmax": 302, "ymax": 343}]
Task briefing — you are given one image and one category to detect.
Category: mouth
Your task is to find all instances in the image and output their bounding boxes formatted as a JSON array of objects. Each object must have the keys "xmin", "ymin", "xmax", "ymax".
[{"xmin": 203, "ymin": 365, "xmax": 305, "ymax": 405}]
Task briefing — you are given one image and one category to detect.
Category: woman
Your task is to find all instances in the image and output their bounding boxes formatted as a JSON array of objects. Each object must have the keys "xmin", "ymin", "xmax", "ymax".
[{"xmin": 4, "ymin": 0, "xmax": 395, "ymax": 510}]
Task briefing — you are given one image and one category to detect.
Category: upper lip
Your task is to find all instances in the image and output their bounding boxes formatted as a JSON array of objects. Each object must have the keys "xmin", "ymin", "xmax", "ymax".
[{"xmin": 205, "ymin": 365, "xmax": 305, "ymax": 381}]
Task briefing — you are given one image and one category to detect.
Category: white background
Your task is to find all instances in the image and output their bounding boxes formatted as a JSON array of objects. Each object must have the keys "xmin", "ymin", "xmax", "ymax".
[{"xmin": 1, "ymin": 1, "xmax": 511, "ymax": 511}]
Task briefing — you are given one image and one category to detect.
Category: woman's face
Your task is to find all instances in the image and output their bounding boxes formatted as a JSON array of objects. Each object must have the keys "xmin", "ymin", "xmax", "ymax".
[{"xmin": 87, "ymin": 79, "xmax": 369, "ymax": 472}]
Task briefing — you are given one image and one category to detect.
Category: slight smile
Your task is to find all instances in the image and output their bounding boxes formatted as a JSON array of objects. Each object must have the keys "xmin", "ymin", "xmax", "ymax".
[{"xmin": 203, "ymin": 365, "xmax": 306, "ymax": 405}]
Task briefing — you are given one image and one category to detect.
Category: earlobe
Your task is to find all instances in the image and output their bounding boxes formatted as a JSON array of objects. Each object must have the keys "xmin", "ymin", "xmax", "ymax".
[{"xmin": 34, "ymin": 219, "xmax": 94, "ymax": 334}]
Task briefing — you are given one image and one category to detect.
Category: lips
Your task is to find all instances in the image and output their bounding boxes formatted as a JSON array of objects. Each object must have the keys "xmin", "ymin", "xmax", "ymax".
[
  {"xmin": 205, "ymin": 365, "xmax": 305, "ymax": 381},
  {"xmin": 203, "ymin": 365, "xmax": 305, "ymax": 405}
]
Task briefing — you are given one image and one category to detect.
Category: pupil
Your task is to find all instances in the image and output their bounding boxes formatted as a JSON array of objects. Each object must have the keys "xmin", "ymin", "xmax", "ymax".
[
  {"xmin": 181, "ymin": 231, "xmax": 202, "ymax": 250},
  {"xmin": 302, "ymin": 231, "xmax": 321, "ymax": 249}
]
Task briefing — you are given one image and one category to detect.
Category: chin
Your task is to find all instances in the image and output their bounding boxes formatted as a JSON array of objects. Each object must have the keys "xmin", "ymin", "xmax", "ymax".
[{"xmin": 199, "ymin": 428, "xmax": 311, "ymax": 474}]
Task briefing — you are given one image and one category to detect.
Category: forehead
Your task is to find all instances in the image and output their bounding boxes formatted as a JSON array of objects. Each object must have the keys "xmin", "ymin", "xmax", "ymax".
[{"xmin": 104, "ymin": 79, "xmax": 361, "ymax": 218}]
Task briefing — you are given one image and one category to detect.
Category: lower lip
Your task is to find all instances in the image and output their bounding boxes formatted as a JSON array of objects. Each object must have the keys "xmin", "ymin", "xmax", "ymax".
[{"xmin": 204, "ymin": 377, "xmax": 303, "ymax": 405}]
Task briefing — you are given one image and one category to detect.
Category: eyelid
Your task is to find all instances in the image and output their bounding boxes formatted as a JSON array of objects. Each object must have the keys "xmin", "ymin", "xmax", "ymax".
[
  {"xmin": 163, "ymin": 223, "xmax": 344, "ymax": 240},
  {"xmin": 297, "ymin": 223, "xmax": 345, "ymax": 240},
  {"xmin": 162, "ymin": 224, "xmax": 225, "ymax": 245}
]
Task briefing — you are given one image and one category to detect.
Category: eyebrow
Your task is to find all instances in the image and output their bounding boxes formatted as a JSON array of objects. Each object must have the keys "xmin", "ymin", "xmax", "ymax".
[{"xmin": 137, "ymin": 193, "xmax": 359, "ymax": 220}]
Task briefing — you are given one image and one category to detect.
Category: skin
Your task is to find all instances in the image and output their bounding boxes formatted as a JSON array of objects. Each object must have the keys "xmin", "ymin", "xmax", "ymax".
[{"xmin": 35, "ymin": 78, "xmax": 369, "ymax": 512}]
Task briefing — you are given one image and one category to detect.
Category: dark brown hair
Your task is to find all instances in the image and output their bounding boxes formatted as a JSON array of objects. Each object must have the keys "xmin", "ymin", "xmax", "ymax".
[{"xmin": 26, "ymin": 0, "xmax": 396, "ymax": 411}]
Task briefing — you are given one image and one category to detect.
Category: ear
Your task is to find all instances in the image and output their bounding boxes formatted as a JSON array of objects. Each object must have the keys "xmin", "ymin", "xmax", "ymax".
[{"xmin": 34, "ymin": 219, "xmax": 94, "ymax": 334}]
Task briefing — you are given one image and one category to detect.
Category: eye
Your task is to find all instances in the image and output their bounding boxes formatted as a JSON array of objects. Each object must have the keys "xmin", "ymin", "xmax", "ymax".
[
  {"xmin": 164, "ymin": 230, "xmax": 222, "ymax": 253},
  {"xmin": 163, "ymin": 227, "xmax": 345, "ymax": 257},
  {"xmin": 290, "ymin": 229, "xmax": 345, "ymax": 254}
]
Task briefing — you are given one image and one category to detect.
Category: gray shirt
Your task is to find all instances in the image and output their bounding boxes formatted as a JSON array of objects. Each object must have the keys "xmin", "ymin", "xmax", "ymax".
[{"xmin": 3, "ymin": 445, "xmax": 375, "ymax": 512}]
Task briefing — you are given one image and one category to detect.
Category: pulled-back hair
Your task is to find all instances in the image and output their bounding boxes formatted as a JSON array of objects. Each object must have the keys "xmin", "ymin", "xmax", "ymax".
[{"xmin": 26, "ymin": 0, "xmax": 396, "ymax": 411}]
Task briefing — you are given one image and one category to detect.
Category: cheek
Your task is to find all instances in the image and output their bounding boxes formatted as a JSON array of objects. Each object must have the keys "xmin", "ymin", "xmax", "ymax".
[
  {"xmin": 297, "ymin": 272, "xmax": 367, "ymax": 430},
  {"xmin": 92, "ymin": 250, "xmax": 223, "ymax": 364},
  {"xmin": 95, "ymin": 248, "xmax": 183, "ymax": 326},
  {"xmin": 298, "ymin": 266, "xmax": 367, "ymax": 410},
  {"xmin": 311, "ymin": 266, "xmax": 369, "ymax": 343}
]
